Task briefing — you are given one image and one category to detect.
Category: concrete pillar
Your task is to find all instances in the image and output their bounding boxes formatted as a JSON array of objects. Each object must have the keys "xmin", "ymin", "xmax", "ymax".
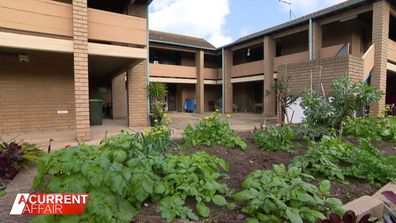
[
  {"xmin": 195, "ymin": 50, "xmax": 205, "ymax": 113},
  {"xmin": 112, "ymin": 73, "xmax": 127, "ymax": 119},
  {"xmin": 72, "ymin": 0, "xmax": 90, "ymax": 141},
  {"xmin": 312, "ymin": 21, "xmax": 322, "ymax": 60},
  {"xmin": 223, "ymin": 49, "xmax": 233, "ymax": 113},
  {"xmin": 264, "ymin": 37, "xmax": 276, "ymax": 117},
  {"xmin": 371, "ymin": 0, "xmax": 390, "ymax": 115},
  {"xmin": 127, "ymin": 60, "xmax": 148, "ymax": 127}
]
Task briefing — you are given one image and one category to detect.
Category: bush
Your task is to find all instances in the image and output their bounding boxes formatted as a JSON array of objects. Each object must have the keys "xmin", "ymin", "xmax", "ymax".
[
  {"xmin": 342, "ymin": 117, "xmax": 396, "ymax": 142},
  {"xmin": 0, "ymin": 141, "xmax": 42, "ymax": 180},
  {"xmin": 32, "ymin": 131, "xmax": 230, "ymax": 223},
  {"xmin": 234, "ymin": 164, "xmax": 343, "ymax": 223},
  {"xmin": 182, "ymin": 111, "xmax": 247, "ymax": 150},
  {"xmin": 301, "ymin": 76, "xmax": 382, "ymax": 138},
  {"xmin": 254, "ymin": 125, "xmax": 297, "ymax": 152},
  {"xmin": 291, "ymin": 136, "xmax": 396, "ymax": 184}
]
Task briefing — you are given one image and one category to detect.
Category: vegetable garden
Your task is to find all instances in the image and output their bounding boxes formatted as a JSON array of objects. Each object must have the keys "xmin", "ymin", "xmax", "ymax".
[{"xmin": 2, "ymin": 77, "xmax": 396, "ymax": 223}]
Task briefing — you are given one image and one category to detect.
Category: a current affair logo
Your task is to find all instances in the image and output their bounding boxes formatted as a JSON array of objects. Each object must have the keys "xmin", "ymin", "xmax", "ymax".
[{"xmin": 10, "ymin": 193, "xmax": 89, "ymax": 215}]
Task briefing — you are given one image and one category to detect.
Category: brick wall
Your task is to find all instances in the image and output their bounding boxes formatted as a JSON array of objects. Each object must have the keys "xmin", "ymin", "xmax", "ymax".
[
  {"xmin": 112, "ymin": 73, "xmax": 127, "ymax": 119},
  {"xmin": 72, "ymin": 0, "xmax": 90, "ymax": 141},
  {"xmin": 127, "ymin": 3, "xmax": 147, "ymax": 18},
  {"xmin": 223, "ymin": 49, "xmax": 233, "ymax": 113},
  {"xmin": 195, "ymin": 50, "xmax": 204, "ymax": 113},
  {"xmin": 371, "ymin": 0, "xmax": 390, "ymax": 115},
  {"xmin": 278, "ymin": 55, "xmax": 364, "ymax": 95},
  {"xmin": 312, "ymin": 21, "xmax": 322, "ymax": 60},
  {"xmin": 127, "ymin": 60, "xmax": 148, "ymax": 127},
  {"xmin": 0, "ymin": 52, "xmax": 75, "ymax": 134},
  {"xmin": 264, "ymin": 37, "xmax": 276, "ymax": 116}
]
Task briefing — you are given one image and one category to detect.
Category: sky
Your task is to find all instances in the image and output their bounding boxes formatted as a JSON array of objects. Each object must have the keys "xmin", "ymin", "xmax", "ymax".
[{"xmin": 149, "ymin": 0, "xmax": 347, "ymax": 47}]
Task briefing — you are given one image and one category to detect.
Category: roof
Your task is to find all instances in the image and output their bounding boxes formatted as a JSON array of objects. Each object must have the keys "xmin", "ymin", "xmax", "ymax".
[
  {"xmin": 222, "ymin": 0, "xmax": 371, "ymax": 48},
  {"xmin": 149, "ymin": 30, "xmax": 216, "ymax": 50}
]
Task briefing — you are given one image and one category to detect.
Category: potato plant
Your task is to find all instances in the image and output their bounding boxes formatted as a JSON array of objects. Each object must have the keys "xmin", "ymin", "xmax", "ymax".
[
  {"xmin": 182, "ymin": 111, "xmax": 247, "ymax": 150},
  {"xmin": 234, "ymin": 164, "xmax": 343, "ymax": 223},
  {"xmin": 254, "ymin": 125, "xmax": 297, "ymax": 152}
]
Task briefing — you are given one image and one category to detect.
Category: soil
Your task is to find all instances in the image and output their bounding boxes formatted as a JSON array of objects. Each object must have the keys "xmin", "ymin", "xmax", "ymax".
[{"xmin": 135, "ymin": 132, "xmax": 395, "ymax": 223}]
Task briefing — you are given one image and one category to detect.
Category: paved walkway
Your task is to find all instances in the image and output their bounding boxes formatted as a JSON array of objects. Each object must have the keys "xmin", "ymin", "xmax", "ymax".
[{"xmin": 0, "ymin": 112, "xmax": 274, "ymax": 222}]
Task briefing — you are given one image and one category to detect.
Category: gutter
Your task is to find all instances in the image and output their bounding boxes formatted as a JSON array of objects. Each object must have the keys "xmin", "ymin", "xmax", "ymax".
[{"xmin": 149, "ymin": 39, "xmax": 217, "ymax": 51}]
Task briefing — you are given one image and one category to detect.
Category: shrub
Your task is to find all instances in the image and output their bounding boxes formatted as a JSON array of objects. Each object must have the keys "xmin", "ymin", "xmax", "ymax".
[
  {"xmin": 234, "ymin": 164, "xmax": 343, "ymax": 223},
  {"xmin": 301, "ymin": 76, "xmax": 382, "ymax": 138},
  {"xmin": 291, "ymin": 136, "xmax": 396, "ymax": 184},
  {"xmin": 342, "ymin": 117, "xmax": 396, "ymax": 142},
  {"xmin": 0, "ymin": 141, "xmax": 42, "ymax": 180},
  {"xmin": 182, "ymin": 111, "xmax": 247, "ymax": 150},
  {"xmin": 254, "ymin": 125, "xmax": 297, "ymax": 152}
]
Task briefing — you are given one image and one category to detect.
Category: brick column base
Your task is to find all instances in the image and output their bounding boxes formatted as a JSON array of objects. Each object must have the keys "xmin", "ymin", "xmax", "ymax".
[{"xmin": 127, "ymin": 60, "xmax": 148, "ymax": 127}]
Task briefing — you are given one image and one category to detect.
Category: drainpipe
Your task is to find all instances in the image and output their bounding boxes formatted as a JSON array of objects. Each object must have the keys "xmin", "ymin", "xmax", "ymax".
[
  {"xmin": 221, "ymin": 48, "xmax": 225, "ymax": 114},
  {"xmin": 146, "ymin": 5, "xmax": 151, "ymax": 118},
  {"xmin": 309, "ymin": 18, "xmax": 313, "ymax": 61}
]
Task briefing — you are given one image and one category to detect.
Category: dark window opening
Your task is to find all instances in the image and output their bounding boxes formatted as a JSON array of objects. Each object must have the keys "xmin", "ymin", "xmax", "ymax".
[
  {"xmin": 390, "ymin": 15, "xmax": 396, "ymax": 42},
  {"xmin": 232, "ymin": 44, "xmax": 264, "ymax": 65},
  {"xmin": 204, "ymin": 54, "xmax": 222, "ymax": 68},
  {"xmin": 88, "ymin": 0, "xmax": 128, "ymax": 14},
  {"xmin": 149, "ymin": 48, "xmax": 181, "ymax": 65},
  {"xmin": 275, "ymin": 30, "xmax": 308, "ymax": 57}
]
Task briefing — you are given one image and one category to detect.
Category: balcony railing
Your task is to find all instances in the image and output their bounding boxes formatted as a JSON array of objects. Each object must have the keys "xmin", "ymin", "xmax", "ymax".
[
  {"xmin": 274, "ymin": 51, "xmax": 309, "ymax": 71},
  {"xmin": 0, "ymin": 0, "xmax": 146, "ymax": 46},
  {"xmin": 362, "ymin": 45, "xmax": 375, "ymax": 81},
  {"xmin": 204, "ymin": 68, "xmax": 221, "ymax": 80},
  {"xmin": 321, "ymin": 44, "xmax": 346, "ymax": 58},
  {"xmin": 231, "ymin": 60, "xmax": 264, "ymax": 78},
  {"xmin": 150, "ymin": 64, "xmax": 197, "ymax": 79}
]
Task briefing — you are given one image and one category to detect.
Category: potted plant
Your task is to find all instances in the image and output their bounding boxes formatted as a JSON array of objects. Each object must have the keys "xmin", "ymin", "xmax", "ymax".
[{"xmin": 148, "ymin": 82, "xmax": 168, "ymax": 126}]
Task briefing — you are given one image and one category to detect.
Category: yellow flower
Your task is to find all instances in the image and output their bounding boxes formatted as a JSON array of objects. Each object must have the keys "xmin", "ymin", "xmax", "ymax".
[
  {"xmin": 215, "ymin": 109, "xmax": 220, "ymax": 113},
  {"xmin": 226, "ymin": 114, "xmax": 231, "ymax": 118},
  {"xmin": 163, "ymin": 113, "xmax": 168, "ymax": 118},
  {"xmin": 154, "ymin": 119, "xmax": 158, "ymax": 122}
]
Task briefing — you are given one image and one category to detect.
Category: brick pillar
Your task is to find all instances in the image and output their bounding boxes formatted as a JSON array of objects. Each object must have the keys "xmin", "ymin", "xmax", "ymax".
[
  {"xmin": 223, "ymin": 49, "xmax": 233, "ymax": 113},
  {"xmin": 371, "ymin": 0, "xmax": 390, "ymax": 115},
  {"xmin": 72, "ymin": 0, "xmax": 90, "ymax": 141},
  {"xmin": 312, "ymin": 21, "xmax": 322, "ymax": 60},
  {"xmin": 127, "ymin": 60, "xmax": 148, "ymax": 127},
  {"xmin": 195, "ymin": 50, "xmax": 205, "ymax": 113},
  {"xmin": 112, "ymin": 73, "xmax": 127, "ymax": 119},
  {"xmin": 264, "ymin": 37, "xmax": 276, "ymax": 117},
  {"xmin": 350, "ymin": 20, "xmax": 362, "ymax": 57}
]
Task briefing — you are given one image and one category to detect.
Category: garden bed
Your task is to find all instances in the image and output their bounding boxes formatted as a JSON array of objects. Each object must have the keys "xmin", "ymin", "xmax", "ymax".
[{"xmin": 134, "ymin": 131, "xmax": 393, "ymax": 223}]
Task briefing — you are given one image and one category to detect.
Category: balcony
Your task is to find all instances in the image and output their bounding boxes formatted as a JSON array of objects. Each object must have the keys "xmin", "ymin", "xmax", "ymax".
[
  {"xmin": 389, "ymin": 39, "xmax": 396, "ymax": 63},
  {"xmin": 274, "ymin": 51, "xmax": 309, "ymax": 71},
  {"xmin": 150, "ymin": 64, "xmax": 197, "ymax": 79},
  {"xmin": 204, "ymin": 68, "xmax": 221, "ymax": 80},
  {"xmin": 321, "ymin": 44, "xmax": 346, "ymax": 58},
  {"xmin": 0, "ymin": 0, "xmax": 146, "ymax": 46},
  {"xmin": 231, "ymin": 60, "xmax": 264, "ymax": 78}
]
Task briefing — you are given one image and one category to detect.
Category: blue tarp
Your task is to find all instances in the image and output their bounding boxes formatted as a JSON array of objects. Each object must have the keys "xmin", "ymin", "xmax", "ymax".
[{"xmin": 184, "ymin": 99, "xmax": 196, "ymax": 112}]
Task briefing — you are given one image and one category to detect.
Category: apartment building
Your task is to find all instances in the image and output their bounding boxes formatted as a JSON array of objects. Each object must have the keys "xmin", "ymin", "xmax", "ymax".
[
  {"xmin": 0, "ymin": 0, "xmax": 151, "ymax": 141},
  {"xmin": 149, "ymin": 0, "xmax": 396, "ymax": 117},
  {"xmin": 0, "ymin": 0, "xmax": 395, "ymax": 141}
]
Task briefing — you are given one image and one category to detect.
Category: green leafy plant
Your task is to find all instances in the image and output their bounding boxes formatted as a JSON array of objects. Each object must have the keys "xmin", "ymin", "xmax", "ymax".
[
  {"xmin": 158, "ymin": 152, "xmax": 231, "ymax": 222},
  {"xmin": 342, "ymin": 117, "xmax": 396, "ymax": 142},
  {"xmin": 254, "ymin": 125, "xmax": 297, "ymax": 152},
  {"xmin": 148, "ymin": 82, "xmax": 168, "ymax": 125},
  {"xmin": 182, "ymin": 111, "xmax": 247, "ymax": 150},
  {"xmin": 291, "ymin": 136, "xmax": 396, "ymax": 184},
  {"xmin": 234, "ymin": 164, "xmax": 343, "ymax": 223},
  {"xmin": 301, "ymin": 76, "xmax": 382, "ymax": 138}
]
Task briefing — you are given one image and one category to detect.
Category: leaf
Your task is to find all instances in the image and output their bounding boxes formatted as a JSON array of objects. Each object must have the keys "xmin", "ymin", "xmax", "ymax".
[
  {"xmin": 154, "ymin": 183, "xmax": 166, "ymax": 194},
  {"xmin": 382, "ymin": 191, "xmax": 396, "ymax": 204},
  {"xmin": 326, "ymin": 198, "xmax": 343, "ymax": 209},
  {"xmin": 58, "ymin": 215, "xmax": 80, "ymax": 223},
  {"xmin": 233, "ymin": 190, "xmax": 254, "ymax": 202},
  {"xmin": 246, "ymin": 218, "xmax": 259, "ymax": 223},
  {"xmin": 319, "ymin": 180, "xmax": 331, "ymax": 194},
  {"xmin": 286, "ymin": 208, "xmax": 303, "ymax": 223},
  {"xmin": 212, "ymin": 195, "xmax": 227, "ymax": 206},
  {"xmin": 196, "ymin": 202, "xmax": 210, "ymax": 218}
]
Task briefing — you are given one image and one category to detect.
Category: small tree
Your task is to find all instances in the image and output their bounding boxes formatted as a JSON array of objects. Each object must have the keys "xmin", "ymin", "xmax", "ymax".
[
  {"xmin": 148, "ymin": 82, "xmax": 168, "ymax": 125},
  {"xmin": 301, "ymin": 76, "xmax": 383, "ymax": 138},
  {"xmin": 267, "ymin": 74, "xmax": 301, "ymax": 124}
]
